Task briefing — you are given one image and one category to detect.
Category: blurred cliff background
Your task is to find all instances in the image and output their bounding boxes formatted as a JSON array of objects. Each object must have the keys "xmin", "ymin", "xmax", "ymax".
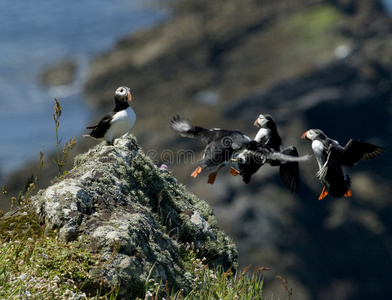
[{"xmin": 1, "ymin": 0, "xmax": 392, "ymax": 299}]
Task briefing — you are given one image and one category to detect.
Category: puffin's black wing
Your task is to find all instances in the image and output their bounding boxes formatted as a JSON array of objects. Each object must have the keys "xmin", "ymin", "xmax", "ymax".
[
  {"xmin": 279, "ymin": 146, "xmax": 300, "ymax": 193},
  {"xmin": 86, "ymin": 112, "xmax": 115, "ymax": 139},
  {"xmin": 341, "ymin": 139, "xmax": 385, "ymax": 167}
]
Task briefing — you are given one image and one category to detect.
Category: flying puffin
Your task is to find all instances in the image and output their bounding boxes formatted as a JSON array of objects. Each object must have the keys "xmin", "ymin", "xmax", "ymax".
[
  {"xmin": 230, "ymin": 114, "xmax": 308, "ymax": 193},
  {"xmin": 85, "ymin": 86, "xmax": 136, "ymax": 145},
  {"xmin": 169, "ymin": 115, "xmax": 251, "ymax": 184},
  {"xmin": 301, "ymin": 129, "xmax": 384, "ymax": 200}
]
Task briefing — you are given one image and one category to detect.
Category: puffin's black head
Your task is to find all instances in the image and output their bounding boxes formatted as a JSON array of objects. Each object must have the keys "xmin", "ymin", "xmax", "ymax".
[
  {"xmin": 115, "ymin": 86, "xmax": 132, "ymax": 103},
  {"xmin": 254, "ymin": 114, "xmax": 275, "ymax": 129},
  {"xmin": 301, "ymin": 129, "xmax": 326, "ymax": 141}
]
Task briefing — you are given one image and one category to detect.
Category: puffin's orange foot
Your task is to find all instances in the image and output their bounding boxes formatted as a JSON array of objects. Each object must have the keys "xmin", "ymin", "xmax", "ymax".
[
  {"xmin": 208, "ymin": 172, "xmax": 217, "ymax": 184},
  {"xmin": 318, "ymin": 186, "xmax": 328, "ymax": 200},
  {"xmin": 229, "ymin": 167, "xmax": 240, "ymax": 176},
  {"xmin": 344, "ymin": 189, "xmax": 353, "ymax": 198},
  {"xmin": 191, "ymin": 166, "xmax": 202, "ymax": 178}
]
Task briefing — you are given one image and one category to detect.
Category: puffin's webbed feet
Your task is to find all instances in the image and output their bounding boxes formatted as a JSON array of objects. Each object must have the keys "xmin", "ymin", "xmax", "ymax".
[
  {"xmin": 318, "ymin": 186, "xmax": 329, "ymax": 200},
  {"xmin": 191, "ymin": 166, "xmax": 202, "ymax": 178},
  {"xmin": 344, "ymin": 190, "xmax": 353, "ymax": 198},
  {"xmin": 208, "ymin": 172, "xmax": 218, "ymax": 184},
  {"xmin": 229, "ymin": 167, "xmax": 240, "ymax": 176}
]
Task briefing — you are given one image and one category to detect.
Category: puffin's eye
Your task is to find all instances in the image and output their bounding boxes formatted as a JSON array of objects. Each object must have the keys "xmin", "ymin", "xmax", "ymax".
[{"xmin": 120, "ymin": 88, "xmax": 124, "ymax": 93}]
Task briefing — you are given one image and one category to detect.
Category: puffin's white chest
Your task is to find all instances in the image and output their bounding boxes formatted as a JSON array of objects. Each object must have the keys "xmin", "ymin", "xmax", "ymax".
[
  {"xmin": 312, "ymin": 140, "xmax": 325, "ymax": 170},
  {"xmin": 254, "ymin": 128, "xmax": 269, "ymax": 143},
  {"xmin": 105, "ymin": 107, "xmax": 136, "ymax": 142}
]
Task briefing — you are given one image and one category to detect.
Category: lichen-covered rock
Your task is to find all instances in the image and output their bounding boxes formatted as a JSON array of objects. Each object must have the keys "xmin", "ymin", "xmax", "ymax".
[{"xmin": 31, "ymin": 133, "xmax": 237, "ymax": 298}]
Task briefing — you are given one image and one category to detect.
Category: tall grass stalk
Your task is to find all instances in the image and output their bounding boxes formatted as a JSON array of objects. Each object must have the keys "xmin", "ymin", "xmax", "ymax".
[{"xmin": 52, "ymin": 98, "xmax": 76, "ymax": 178}]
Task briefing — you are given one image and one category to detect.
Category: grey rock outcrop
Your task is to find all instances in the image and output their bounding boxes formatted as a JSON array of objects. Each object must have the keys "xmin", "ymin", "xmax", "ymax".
[{"xmin": 31, "ymin": 134, "xmax": 237, "ymax": 298}]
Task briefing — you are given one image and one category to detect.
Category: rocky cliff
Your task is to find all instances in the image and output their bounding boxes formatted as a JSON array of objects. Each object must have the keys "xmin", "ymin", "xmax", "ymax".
[{"xmin": 1, "ymin": 134, "xmax": 237, "ymax": 299}]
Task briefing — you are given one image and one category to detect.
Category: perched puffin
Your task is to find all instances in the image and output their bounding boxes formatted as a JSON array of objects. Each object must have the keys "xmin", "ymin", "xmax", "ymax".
[
  {"xmin": 169, "ymin": 115, "xmax": 251, "ymax": 184},
  {"xmin": 85, "ymin": 86, "xmax": 136, "ymax": 145},
  {"xmin": 301, "ymin": 129, "xmax": 384, "ymax": 200},
  {"xmin": 230, "ymin": 114, "xmax": 308, "ymax": 193}
]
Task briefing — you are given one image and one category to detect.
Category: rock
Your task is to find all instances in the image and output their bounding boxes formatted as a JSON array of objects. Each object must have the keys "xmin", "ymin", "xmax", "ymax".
[
  {"xmin": 39, "ymin": 59, "xmax": 76, "ymax": 87},
  {"xmin": 30, "ymin": 134, "xmax": 237, "ymax": 298}
]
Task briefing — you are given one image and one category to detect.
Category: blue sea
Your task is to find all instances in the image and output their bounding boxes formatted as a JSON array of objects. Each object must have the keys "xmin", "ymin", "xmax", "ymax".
[{"xmin": 0, "ymin": 1, "xmax": 166, "ymax": 180}]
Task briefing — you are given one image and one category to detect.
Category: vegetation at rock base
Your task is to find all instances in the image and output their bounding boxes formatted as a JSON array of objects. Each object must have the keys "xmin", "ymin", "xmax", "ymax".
[
  {"xmin": 137, "ymin": 243, "xmax": 267, "ymax": 300},
  {"xmin": 0, "ymin": 210, "xmax": 268, "ymax": 299}
]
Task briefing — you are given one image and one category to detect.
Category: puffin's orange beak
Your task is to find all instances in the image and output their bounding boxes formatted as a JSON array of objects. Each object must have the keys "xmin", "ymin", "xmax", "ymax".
[
  {"xmin": 254, "ymin": 118, "xmax": 261, "ymax": 128},
  {"xmin": 301, "ymin": 131, "xmax": 308, "ymax": 139},
  {"xmin": 127, "ymin": 90, "xmax": 133, "ymax": 102}
]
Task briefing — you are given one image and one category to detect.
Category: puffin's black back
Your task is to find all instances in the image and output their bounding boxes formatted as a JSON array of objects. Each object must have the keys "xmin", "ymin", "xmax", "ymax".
[
  {"xmin": 324, "ymin": 146, "xmax": 352, "ymax": 197},
  {"xmin": 264, "ymin": 115, "xmax": 282, "ymax": 151}
]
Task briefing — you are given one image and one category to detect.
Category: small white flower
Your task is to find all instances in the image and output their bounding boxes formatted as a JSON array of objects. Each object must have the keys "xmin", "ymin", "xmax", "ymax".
[{"xmin": 17, "ymin": 273, "xmax": 27, "ymax": 281}]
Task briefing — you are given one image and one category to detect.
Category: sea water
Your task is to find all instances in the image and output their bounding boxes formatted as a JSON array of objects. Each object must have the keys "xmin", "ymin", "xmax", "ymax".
[{"xmin": 0, "ymin": 1, "xmax": 166, "ymax": 179}]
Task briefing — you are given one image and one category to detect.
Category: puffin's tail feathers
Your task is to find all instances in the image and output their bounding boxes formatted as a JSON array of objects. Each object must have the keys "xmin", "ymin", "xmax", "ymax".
[
  {"xmin": 169, "ymin": 115, "xmax": 206, "ymax": 138},
  {"xmin": 328, "ymin": 175, "xmax": 352, "ymax": 198}
]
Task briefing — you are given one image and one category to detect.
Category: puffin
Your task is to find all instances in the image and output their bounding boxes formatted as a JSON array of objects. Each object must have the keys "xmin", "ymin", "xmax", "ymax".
[
  {"xmin": 301, "ymin": 129, "xmax": 384, "ymax": 200},
  {"xmin": 169, "ymin": 115, "xmax": 251, "ymax": 184},
  {"xmin": 230, "ymin": 114, "xmax": 308, "ymax": 193},
  {"xmin": 84, "ymin": 86, "xmax": 136, "ymax": 145}
]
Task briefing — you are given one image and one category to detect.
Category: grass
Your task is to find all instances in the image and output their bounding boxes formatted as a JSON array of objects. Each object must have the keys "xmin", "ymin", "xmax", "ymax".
[
  {"xmin": 0, "ymin": 233, "xmax": 118, "ymax": 299},
  {"xmin": 136, "ymin": 243, "xmax": 267, "ymax": 300},
  {"xmin": 0, "ymin": 234, "xmax": 269, "ymax": 300},
  {"xmin": 52, "ymin": 98, "xmax": 76, "ymax": 178}
]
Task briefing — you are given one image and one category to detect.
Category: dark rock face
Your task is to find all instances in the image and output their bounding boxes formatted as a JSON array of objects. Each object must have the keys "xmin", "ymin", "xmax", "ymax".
[
  {"xmin": 223, "ymin": 55, "xmax": 392, "ymax": 299},
  {"xmin": 31, "ymin": 134, "xmax": 237, "ymax": 298}
]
